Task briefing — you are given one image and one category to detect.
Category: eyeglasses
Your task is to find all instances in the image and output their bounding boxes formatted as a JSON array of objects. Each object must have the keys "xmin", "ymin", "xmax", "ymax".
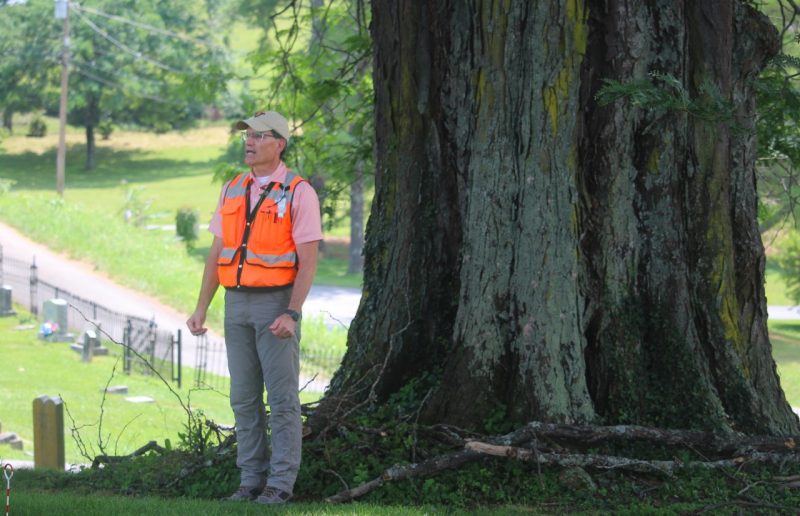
[{"xmin": 240, "ymin": 131, "xmax": 279, "ymax": 143}]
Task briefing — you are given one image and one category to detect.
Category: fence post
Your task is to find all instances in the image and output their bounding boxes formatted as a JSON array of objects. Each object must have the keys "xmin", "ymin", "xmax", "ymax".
[
  {"xmin": 124, "ymin": 319, "xmax": 132, "ymax": 374},
  {"xmin": 29, "ymin": 257, "xmax": 38, "ymax": 317},
  {"xmin": 175, "ymin": 329, "xmax": 182, "ymax": 389},
  {"xmin": 32, "ymin": 395, "xmax": 65, "ymax": 471},
  {"xmin": 148, "ymin": 319, "xmax": 157, "ymax": 374},
  {"xmin": 194, "ymin": 334, "xmax": 205, "ymax": 388}
]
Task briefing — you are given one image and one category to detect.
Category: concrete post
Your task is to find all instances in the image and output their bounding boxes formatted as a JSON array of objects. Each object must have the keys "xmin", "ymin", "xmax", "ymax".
[
  {"xmin": 29, "ymin": 258, "xmax": 38, "ymax": 317},
  {"xmin": 32, "ymin": 395, "xmax": 65, "ymax": 471}
]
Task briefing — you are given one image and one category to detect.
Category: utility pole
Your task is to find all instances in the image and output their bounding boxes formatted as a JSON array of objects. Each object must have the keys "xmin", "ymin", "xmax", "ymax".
[{"xmin": 55, "ymin": 0, "xmax": 70, "ymax": 197}]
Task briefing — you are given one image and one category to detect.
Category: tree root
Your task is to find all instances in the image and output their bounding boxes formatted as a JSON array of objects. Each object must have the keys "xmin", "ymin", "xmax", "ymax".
[
  {"xmin": 464, "ymin": 441, "xmax": 800, "ymax": 475},
  {"xmin": 492, "ymin": 422, "xmax": 799, "ymax": 455},
  {"xmin": 324, "ymin": 421, "xmax": 800, "ymax": 503}
]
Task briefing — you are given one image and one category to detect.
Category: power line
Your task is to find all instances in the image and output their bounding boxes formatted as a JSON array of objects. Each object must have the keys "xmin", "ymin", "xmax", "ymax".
[
  {"xmin": 70, "ymin": 2, "xmax": 217, "ymax": 49},
  {"xmin": 72, "ymin": 65, "xmax": 169, "ymax": 103},
  {"xmin": 74, "ymin": 56, "xmax": 173, "ymax": 90},
  {"xmin": 72, "ymin": 6, "xmax": 188, "ymax": 75}
]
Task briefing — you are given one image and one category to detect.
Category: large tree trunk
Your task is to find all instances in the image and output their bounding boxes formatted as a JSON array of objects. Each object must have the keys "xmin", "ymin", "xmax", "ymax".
[
  {"xmin": 314, "ymin": 0, "xmax": 799, "ymax": 436},
  {"xmin": 2, "ymin": 107, "xmax": 12, "ymax": 134},
  {"xmin": 85, "ymin": 95, "xmax": 98, "ymax": 171},
  {"xmin": 86, "ymin": 123, "xmax": 96, "ymax": 171},
  {"xmin": 347, "ymin": 159, "xmax": 365, "ymax": 274}
]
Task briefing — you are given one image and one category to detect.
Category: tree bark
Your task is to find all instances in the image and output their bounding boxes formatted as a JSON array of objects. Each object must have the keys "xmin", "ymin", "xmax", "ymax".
[{"xmin": 313, "ymin": 0, "xmax": 800, "ymax": 436}]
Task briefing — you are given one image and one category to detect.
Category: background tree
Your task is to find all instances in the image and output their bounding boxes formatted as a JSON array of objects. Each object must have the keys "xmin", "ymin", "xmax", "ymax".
[
  {"xmin": 752, "ymin": 0, "xmax": 800, "ymax": 230},
  {"xmin": 0, "ymin": 0, "xmax": 231, "ymax": 169},
  {"xmin": 225, "ymin": 0, "xmax": 373, "ymax": 273},
  {"xmin": 312, "ymin": 0, "xmax": 800, "ymax": 436},
  {"xmin": 0, "ymin": 1, "xmax": 57, "ymax": 133},
  {"xmin": 66, "ymin": 1, "xmax": 231, "ymax": 170}
]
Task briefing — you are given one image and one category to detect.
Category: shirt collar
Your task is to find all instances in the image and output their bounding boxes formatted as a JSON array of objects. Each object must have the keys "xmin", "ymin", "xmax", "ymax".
[{"xmin": 247, "ymin": 161, "xmax": 289, "ymax": 187}]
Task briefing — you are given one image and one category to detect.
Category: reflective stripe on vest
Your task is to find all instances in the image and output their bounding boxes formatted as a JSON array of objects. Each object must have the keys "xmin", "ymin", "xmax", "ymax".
[
  {"xmin": 219, "ymin": 247, "xmax": 237, "ymax": 261},
  {"xmin": 246, "ymin": 250, "xmax": 298, "ymax": 266}
]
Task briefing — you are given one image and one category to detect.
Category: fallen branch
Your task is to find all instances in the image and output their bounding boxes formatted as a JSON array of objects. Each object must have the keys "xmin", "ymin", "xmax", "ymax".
[
  {"xmin": 465, "ymin": 441, "xmax": 800, "ymax": 475},
  {"xmin": 492, "ymin": 422, "xmax": 800, "ymax": 455},
  {"xmin": 92, "ymin": 440, "xmax": 166, "ymax": 467},
  {"xmin": 325, "ymin": 449, "xmax": 482, "ymax": 503}
]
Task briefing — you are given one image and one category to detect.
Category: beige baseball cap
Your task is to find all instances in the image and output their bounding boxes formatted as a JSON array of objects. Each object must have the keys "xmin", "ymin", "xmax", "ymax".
[{"xmin": 235, "ymin": 111, "xmax": 290, "ymax": 142}]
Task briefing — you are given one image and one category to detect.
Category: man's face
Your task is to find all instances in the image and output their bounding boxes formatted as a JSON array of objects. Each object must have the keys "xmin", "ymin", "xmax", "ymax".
[{"xmin": 243, "ymin": 130, "xmax": 284, "ymax": 168}]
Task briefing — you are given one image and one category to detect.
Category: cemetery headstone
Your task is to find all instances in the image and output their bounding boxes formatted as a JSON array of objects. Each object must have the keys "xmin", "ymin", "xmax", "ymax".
[
  {"xmin": 70, "ymin": 327, "xmax": 109, "ymax": 357},
  {"xmin": 40, "ymin": 299, "xmax": 73, "ymax": 342},
  {"xmin": 32, "ymin": 395, "xmax": 65, "ymax": 470},
  {"xmin": 0, "ymin": 286, "xmax": 15, "ymax": 317}
]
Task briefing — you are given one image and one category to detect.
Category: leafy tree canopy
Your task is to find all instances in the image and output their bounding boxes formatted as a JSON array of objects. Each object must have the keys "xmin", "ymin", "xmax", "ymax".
[
  {"xmin": 216, "ymin": 0, "xmax": 373, "ymax": 225},
  {"xmin": 0, "ymin": 0, "xmax": 233, "ymax": 168}
]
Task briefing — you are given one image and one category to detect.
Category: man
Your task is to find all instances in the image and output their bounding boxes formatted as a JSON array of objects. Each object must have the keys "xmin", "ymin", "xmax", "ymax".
[{"xmin": 186, "ymin": 110, "xmax": 322, "ymax": 505}]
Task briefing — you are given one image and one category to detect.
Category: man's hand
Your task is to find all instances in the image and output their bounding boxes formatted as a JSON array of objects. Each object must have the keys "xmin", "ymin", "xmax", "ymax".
[
  {"xmin": 270, "ymin": 313, "xmax": 297, "ymax": 339},
  {"xmin": 187, "ymin": 309, "xmax": 208, "ymax": 336}
]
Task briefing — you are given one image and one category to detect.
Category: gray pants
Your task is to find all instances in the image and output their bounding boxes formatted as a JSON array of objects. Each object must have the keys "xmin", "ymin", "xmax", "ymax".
[{"xmin": 224, "ymin": 288, "xmax": 301, "ymax": 494}]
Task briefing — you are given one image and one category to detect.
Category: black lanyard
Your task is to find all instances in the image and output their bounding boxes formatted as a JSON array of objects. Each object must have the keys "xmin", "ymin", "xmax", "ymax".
[
  {"xmin": 235, "ymin": 179, "xmax": 277, "ymax": 287},
  {"xmin": 245, "ymin": 180, "xmax": 278, "ymax": 223}
]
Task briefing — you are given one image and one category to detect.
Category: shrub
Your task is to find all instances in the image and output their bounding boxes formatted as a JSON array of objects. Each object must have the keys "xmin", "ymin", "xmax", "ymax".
[
  {"xmin": 27, "ymin": 116, "xmax": 47, "ymax": 137},
  {"xmin": 98, "ymin": 120, "xmax": 114, "ymax": 140},
  {"xmin": 119, "ymin": 184, "xmax": 154, "ymax": 227},
  {"xmin": 778, "ymin": 232, "xmax": 800, "ymax": 304},
  {"xmin": 176, "ymin": 207, "xmax": 199, "ymax": 248}
]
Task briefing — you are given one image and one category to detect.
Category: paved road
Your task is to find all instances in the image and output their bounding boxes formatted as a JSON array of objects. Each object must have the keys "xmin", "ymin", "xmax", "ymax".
[
  {"xmin": 0, "ymin": 221, "xmax": 361, "ymax": 379},
  {"xmin": 0, "ymin": 221, "xmax": 361, "ymax": 329}
]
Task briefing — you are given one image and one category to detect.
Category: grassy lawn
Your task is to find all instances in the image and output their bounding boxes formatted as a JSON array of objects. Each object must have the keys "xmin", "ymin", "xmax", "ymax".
[
  {"xmin": 9, "ymin": 490, "xmax": 437, "ymax": 515},
  {"xmin": 765, "ymin": 262, "xmax": 796, "ymax": 306},
  {"xmin": 0, "ymin": 311, "xmax": 328, "ymax": 466},
  {"xmin": 767, "ymin": 319, "xmax": 800, "ymax": 407}
]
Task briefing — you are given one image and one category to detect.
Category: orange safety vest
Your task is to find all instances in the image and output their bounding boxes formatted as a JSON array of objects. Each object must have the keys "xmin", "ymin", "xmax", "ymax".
[{"xmin": 217, "ymin": 171, "xmax": 305, "ymax": 289}]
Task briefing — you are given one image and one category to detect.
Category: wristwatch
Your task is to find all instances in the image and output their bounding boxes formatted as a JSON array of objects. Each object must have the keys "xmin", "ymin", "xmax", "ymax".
[{"xmin": 283, "ymin": 309, "xmax": 301, "ymax": 322}]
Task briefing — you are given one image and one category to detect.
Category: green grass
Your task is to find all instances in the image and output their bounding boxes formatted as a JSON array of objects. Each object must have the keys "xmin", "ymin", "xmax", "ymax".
[
  {"xmin": 0, "ymin": 190, "xmax": 229, "ymax": 329},
  {"xmin": 9, "ymin": 489, "xmax": 437, "ymax": 515},
  {"xmin": 765, "ymin": 262, "xmax": 796, "ymax": 306},
  {"xmin": 0, "ymin": 310, "xmax": 329, "ymax": 466},
  {"xmin": 767, "ymin": 319, "xmax": 800, "ymax": 406}
]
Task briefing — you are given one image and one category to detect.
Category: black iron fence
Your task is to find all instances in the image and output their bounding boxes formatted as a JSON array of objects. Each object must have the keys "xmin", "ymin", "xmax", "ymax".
[
  {"xmin": 1, "ymin": 246, "xmax": 181, "ymax": 387},
  {"xmin": 1, "ymin": 244, "xmax": 345, "ymax": 395}
]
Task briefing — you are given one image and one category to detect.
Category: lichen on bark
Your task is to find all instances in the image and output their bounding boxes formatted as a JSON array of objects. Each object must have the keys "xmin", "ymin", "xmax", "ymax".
[{"xmin": 312, "ymin": 0, "xmax": 799, "ymax": 437}]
